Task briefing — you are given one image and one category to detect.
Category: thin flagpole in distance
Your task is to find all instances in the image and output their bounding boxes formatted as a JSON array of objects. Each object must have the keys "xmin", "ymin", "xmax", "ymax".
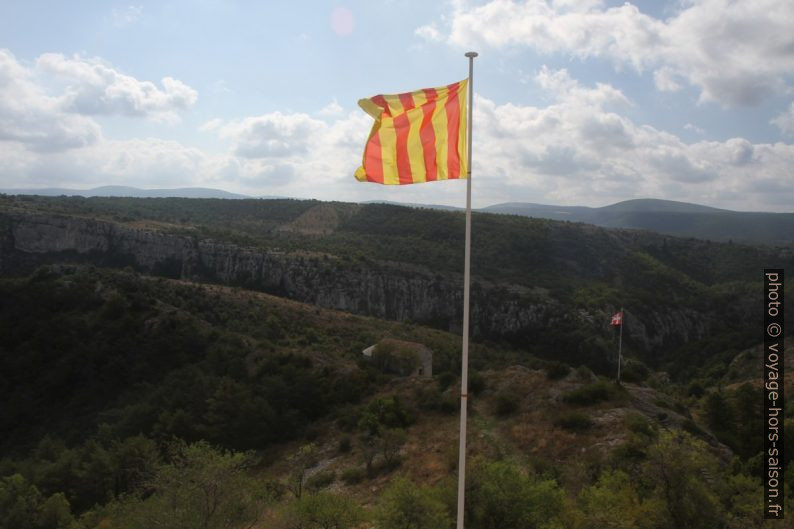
[
  {"xmin": 456, "ymin": 50, "xmax": 477, "ymax": 529},
  {"xmin": 617, "ymin": 307, "xmax": 623, "ymax": 383}
]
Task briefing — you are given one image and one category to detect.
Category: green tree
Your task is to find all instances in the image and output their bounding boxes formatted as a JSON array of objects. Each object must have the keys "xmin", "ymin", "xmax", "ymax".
[
  {"xmin": 0, "ymin": 474, "xmax": 78, "ymax": 529},
  {"xmin": 286, "ymin": 443, "xmax": 318, "ymax": 499},
  {"xmin": 359, "ymin": 434, "xmax": 378, "ymax": 478},
  {"xmin": 109, "ymin": 434, "xmax": 160, "ymax": 497},
  {"xmin": 377, "ymin": 477, "xmax": 451, "ymax": 529},
  {"xmin": 642, "ymin": 432, "xmax": 724, "ymax": 529},
  {"xmin": 280, "ymin": 492, "xmax": 365, "ymax": 529},
  {"xmin": 37, "ymin": 493, "xmax": 79, "ymax": 529},
  {"xmin": 579, "ymin": 470, "xmax": 663, "ymax": 529},
  {"xmin": 109, "ymin": 440, "xmax": 268, "ymax": 529},
  {"xmin": 380, "ymin": 428, "xmax": 407, "ymax": 468},
  {"xmin": 730, "ymin": 384, "xmax": 762, "ymax": 459},
  {"xmin": 721, "ymin": 473, "xmax": 766, "ymax": 528},
  {"xmin": 703, "ymin": 391, "xmax": 733, "ymax": 435},
  {"xmin": 0, "ymin": 474, "xmax": 42, "ymax": 529},
  {"xmin": 463, "ymin": 460, "xmax": 567, "ymax": 529}
]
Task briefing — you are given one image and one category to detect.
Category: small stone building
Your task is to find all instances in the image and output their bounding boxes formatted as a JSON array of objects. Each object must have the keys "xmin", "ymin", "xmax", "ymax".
[{"xmin": 362, "ymin": 338, "xmax": 432, "ymax": 378}]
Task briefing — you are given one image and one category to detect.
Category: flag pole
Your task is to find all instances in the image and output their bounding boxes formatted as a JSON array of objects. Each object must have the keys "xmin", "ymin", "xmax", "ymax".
[
  {"xmin": 617, "ymin": 307, "xmax": 623, "ymax": 383},
  {"xmin": 456, "ymin": 50, "xmax": 477, "ymax": 529}
]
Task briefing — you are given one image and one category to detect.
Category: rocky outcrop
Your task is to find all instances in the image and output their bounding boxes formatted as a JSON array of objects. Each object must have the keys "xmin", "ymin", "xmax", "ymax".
[{"xmin": 0, "ymin": 212, "xmax": 741, "ymax": 362}]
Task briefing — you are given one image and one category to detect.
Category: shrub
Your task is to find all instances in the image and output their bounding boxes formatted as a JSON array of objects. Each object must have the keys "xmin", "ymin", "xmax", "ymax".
[
  {"xmin": 574, "ymin": 365, "xmax": 596, "ymax": 382},
  {"xmin": 468, "ymin": 370, "xmax": 486, "ymax": 394},
  {"xmin": 681, "ymin": 419, "xmax": 708, "ymax": 439},
  {"xmin": 338, "ymin": 436, "xmax": 351, "ymax": 454},
  {"xmin": 612, "ymin": 440, "xmax": 649, "ymax": 465},
  {"xmin": 436, "ymin": 371, "xmax": 457, "ymax": 391},
  {"xmin": 358, "ymin": 395, "xmax": 414, "ymax": 436},
  {"xmin": 562, "ymin": 380, "xmax": 624, "ymax": 406},
  {"xmin": 624, "ymin": 413, "xmax": 655, "ymax": 438},
  {"xmin": 376, "ymin": 477, "xmax": 451, "ymax": 529},
  {"xmin": 341, "ymin": 467, "xmax": 366, "ymax": 485},
  {"xmin": 306, "ymin": 471, "xmax": 336, "ymax": 491},
  {"xmin": 687, "ymin": 381, "xmax": 705, "ymax": 398},
  {"xmin": 465, "ymin": 460, "xmax": 567, "ymax": 529},
  {"xmin": 415, "ymin": 386, "xmax": 457, "ymax": 415},
  {"xmin": 494, "ymin": 388, "xmax": 520, "ymax": 416},
  {"xmin": 620, "ymin": 359, "xmax": 650, "ymax": 383},
  {"xmin": 545, "ymin": 361, "xmax": 571, "ymax": 380},
  {"xmin": 555, "ymin": 411, "xmax": 594, "ymax": 432},
  {"xmin": 283, "ymin": 492, "xmax": 365, "ymax": 529},
  {"xmin": 380, "ymin": 428, "xmax": 407, "ymax": 468},
  {"xmin": 335, "ymin": 405, "xmax": 361, "ymax": 432}
]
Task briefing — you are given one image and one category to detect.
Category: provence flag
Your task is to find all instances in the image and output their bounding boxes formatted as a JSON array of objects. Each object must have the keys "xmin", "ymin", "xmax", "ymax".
[{"xmin": 355, "ymin": 80, "xmax": 468, "ymax": 185}]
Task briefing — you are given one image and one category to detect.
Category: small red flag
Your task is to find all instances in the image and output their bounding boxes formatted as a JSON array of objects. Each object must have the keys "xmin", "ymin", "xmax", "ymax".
[{"xmin": 611, "ymin": 311, "xmax": 623, "ymax": 326}]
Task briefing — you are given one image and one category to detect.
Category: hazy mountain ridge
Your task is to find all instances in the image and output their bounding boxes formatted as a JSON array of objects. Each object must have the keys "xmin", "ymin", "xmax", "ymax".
[
  {"xmin": 0, "ymin": 185, "xmax": 252, "ymax": 199},
  {"xmin": 482, "ymin": 198, "xmax": 794, "ymax": 245}
]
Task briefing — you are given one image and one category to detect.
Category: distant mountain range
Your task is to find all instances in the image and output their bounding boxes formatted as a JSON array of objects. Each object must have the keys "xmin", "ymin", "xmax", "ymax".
[
  {"xmin": 0, "ymin": 186, "xmax": 252, "ymax": 199},
  {"xmin": 480, "ymin": 199, "xmax": 794, "ymax": 246},
  {"xmin": 2, "ymin": 187, "xmax": 792, "ymax": 246}
]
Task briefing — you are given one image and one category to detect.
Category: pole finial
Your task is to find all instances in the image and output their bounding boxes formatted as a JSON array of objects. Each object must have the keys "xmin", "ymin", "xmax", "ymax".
[{"xmin": 465, "ymin": 51, "xmax": 478, "ymax": 58}]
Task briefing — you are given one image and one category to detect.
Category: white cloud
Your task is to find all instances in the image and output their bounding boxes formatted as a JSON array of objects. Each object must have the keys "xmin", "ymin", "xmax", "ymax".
[
  {"xmin": 199, "ymin": 118, "xmax": 224, "ymax": 133},
  {"xmin": 415, "ymin": 23, "xmax": 442, "ymax": 42},
  {"xmin": 318, "ymin": 99, "xmax": 344, "ymax": 117},
  {"xmin": 771, "ymin": 102, "xmax": 794, "ymax": 135},
  {"xmin": 0, "ymin": 48, "xmax": 197, "ymax": 156},
  {"xmin": 464, "ymin": 70, "xmax": 794, "ymax": 210},
  {"xmin": 653, "ymin": 66, "xmax": 681, "ymax": 92},
  {"xmin": 36, "ymin": 53, "xmax": 197, "ymax": 122},
  {"xmin": 216, "ymin": 112, "xmax": 328, "ymax": 158},
  {"xmin": 1, "ymin": 136, "xmax": 243, "ymax": 190},
  {"xmin": 422, "ymin": 0, "xmax": 794, "ymax": 107},
  {"xmin": 111, "ymin": 5, "xmax": 143, "ymax": 27},
  {"xmin": 0, "ymin": 49, "xmax": 100, "ymax": 152},
  {"xmin": 535, "ymin": 65, "xmax": 630, "ymax": 107},
  {"xmin": 684, "ymin": 123, "xmax": 705, "ymax": 135},
  {"xmin": 0, "ymin": 45, "xmax": 203, "ymax": 182},
  {"xmin": 3, "ymin": 47, "xmax": 793, "ymax": 211}
]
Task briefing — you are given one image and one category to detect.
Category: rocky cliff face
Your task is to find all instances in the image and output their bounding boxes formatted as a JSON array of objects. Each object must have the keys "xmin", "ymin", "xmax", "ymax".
[{"xmin": 0, "ymin": 212, "xmax": 742, "ymax": 364}]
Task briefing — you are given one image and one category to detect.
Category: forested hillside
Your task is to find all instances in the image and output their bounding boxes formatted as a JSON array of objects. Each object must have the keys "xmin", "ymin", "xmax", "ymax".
[
  {"xmin": 1, "ymin": 195, "xmax": 793, "ymax": 528},
  {"xmin": 1, "ymin": 194, "xmax": 791, "ymax": 377},
  {"xmin": 1, "ymin": 265, "xmax": 791, "ymax": 528}
]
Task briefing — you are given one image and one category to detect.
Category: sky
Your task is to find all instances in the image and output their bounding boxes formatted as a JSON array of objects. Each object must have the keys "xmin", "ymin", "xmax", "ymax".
[{"xmin": 1, "ymin": 0, "xmax": 793, "ymax": 211}]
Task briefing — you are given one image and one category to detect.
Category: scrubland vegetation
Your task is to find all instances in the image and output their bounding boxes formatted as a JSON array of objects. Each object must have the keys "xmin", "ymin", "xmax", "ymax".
[{"xmin": 1, "ymin": 195, "xmax": 793, "ymax": 528}]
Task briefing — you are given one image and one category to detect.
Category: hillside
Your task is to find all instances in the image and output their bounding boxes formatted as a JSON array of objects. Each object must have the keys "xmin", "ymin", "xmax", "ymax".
[
  {"xmin": 482, "ymin": 198, "xmax": 794, "ymax": 246},
  {"xmin": 1, "ymin": 265, "xmax": 790, "ymax": 529},
  {"xmin": 2, "ymin": 195, "xmax": 792, "ymax": 377}
]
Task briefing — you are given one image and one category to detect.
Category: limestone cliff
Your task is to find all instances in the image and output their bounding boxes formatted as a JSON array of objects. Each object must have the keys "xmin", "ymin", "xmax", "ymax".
[{"xmin": 0, "ymin": 211, "xmax": 748, "ymax": 365}]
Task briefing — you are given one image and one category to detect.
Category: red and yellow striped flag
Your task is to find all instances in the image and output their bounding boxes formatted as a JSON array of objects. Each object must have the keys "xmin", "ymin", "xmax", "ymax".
[{"xmin": 355, "ymin": 79, "xmax": 468, "ymax": 185}]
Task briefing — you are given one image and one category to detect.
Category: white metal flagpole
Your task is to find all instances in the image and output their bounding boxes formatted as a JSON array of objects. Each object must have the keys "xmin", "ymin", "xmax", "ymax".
[{"xmin": 456, "ymin": 50, "xmax": 477, "ymax": 529}]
